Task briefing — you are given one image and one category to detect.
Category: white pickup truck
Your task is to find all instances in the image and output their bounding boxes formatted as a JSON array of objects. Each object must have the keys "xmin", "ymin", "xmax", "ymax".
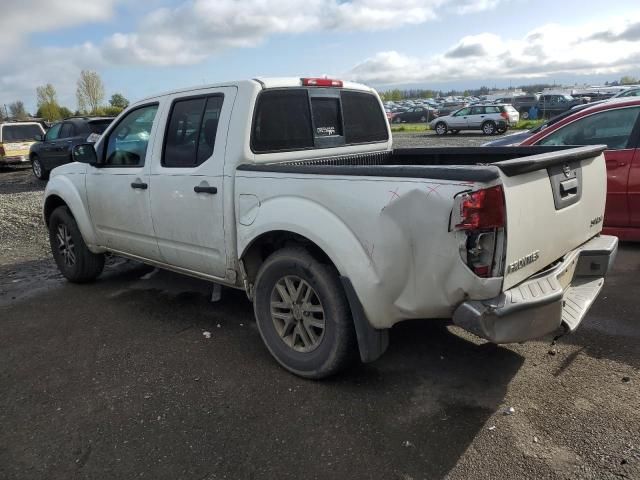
[{"xmin": 43, "ymin": 77, "xmax": 618, "ymax": 378}]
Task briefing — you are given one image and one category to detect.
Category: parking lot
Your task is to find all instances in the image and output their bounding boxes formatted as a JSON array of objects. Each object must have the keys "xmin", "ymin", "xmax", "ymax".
[{"xmin": 1, "ymin": 133, "xmax": 639, "ymax": 480}]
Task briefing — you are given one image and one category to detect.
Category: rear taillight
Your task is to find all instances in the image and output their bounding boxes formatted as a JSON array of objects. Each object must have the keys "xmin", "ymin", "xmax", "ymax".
[
  {"xmin": 453, "ymin": 186, "xmax": 506, "ymax": 278},
  {"xmin": 500, "ymin": 111, "xmax": 509, "ymax": 120},
  {"xmin": 0, "ymin": 145, "xmax": 5, "ymax": 156},
  {"xmin": 301, "ymin": 77, "xmax": 343, "ymax": 87},
  {"xmin": 455, "ymin": 185, "xmax": 505, "ymax": 230}
]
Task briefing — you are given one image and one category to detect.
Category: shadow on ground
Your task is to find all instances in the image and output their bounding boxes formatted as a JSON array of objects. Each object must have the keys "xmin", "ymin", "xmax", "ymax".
[{"xmin": 0, "ymin": 261, "xmax": 523, "ymax": 479}]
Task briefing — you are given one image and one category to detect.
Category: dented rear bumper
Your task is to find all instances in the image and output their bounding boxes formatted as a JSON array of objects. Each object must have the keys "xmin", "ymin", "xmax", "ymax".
[{"xmin": 452, "ymin": 235, "xmax": 618, "ymax": 343}]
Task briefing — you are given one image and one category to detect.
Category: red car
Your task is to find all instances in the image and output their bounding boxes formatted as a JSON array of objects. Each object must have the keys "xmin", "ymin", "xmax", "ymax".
[{"xmin": 521, "ymin": 98, "xmax": 640, "ymax": 241}]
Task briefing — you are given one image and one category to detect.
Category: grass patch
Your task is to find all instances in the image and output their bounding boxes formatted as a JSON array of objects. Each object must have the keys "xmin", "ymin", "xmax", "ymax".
[
  {"xmin": 390, "ymin": 123, "xmax": 430, "ymax": 132},
  {"xmin": 390, "ymin": 119, "xmax": 544, "ymax": 133},
  {"xmin": 513, "ymin": 119, "xmax": 544, "ymax": 130}
]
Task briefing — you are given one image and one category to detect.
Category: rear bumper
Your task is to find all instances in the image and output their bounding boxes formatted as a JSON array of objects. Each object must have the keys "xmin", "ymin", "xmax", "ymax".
[
  {"xmin": 452, "ymin": 235, "xmax": 618, "ymax": 343},
  {"xmin": 0, "ymin": 154, "xmax": 29, "ymax": 164}
]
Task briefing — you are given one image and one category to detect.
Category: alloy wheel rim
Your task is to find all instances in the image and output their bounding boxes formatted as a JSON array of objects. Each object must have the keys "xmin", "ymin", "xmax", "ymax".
[
  {"xmin": 437, "ymin": 124, "xmax": 445, "ymax": 134},
  {"xmin": 270, "ymin": 275, "xmax": 325, "ymax": 353},
  {"xmin": 56, "ymin": 224, "xmax": 76, "ymax": 266},
  {"xmin": 33, "ymin": 160, "xmax": 41, "ymax": 177}
]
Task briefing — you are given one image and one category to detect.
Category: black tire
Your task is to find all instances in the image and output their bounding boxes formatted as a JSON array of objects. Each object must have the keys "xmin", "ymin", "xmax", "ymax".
[
  {"xmin": 31, "ymin": 155, "xmax": 49, "ymax": 180},
  {"xmin": 48, "ymin": 206, "xmax": 105, "ymax": 283},
  {"xmin": 253, "ymin": 248, "xmax": 357, "ymax": 379},
  {"xmin": 482, "ymin": 121, "xmax": 497, "ymax": 135},
  {"xmin": 435, "ymin": 122, "xmax": 448, "ymax": 135}
]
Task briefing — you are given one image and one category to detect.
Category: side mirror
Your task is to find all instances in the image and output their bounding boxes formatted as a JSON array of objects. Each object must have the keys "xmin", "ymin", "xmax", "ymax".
[
  {"xmin": 34, "ymin": 134, "xmax": 44, "ymax": 141},
  {"xmin": 72, "ymin": 143, "xmax": 99, "ymax": 166}
]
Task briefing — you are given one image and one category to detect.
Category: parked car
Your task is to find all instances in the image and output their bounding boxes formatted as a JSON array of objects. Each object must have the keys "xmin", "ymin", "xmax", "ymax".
[
  {"xmin": 43, "ymin": 77, "xmax": 615, "ymax": 378},
  {"xmin": 30, "ymin": 116, "xmax": 113, "ymax": 180},
  {"xmin": 0, "ymin": 122, "xmax": 46, "ymax": 166},
  {"xmin": 430, "ymin": 104, "xmax": 519, "ymax": 135},
  {"xmin": 520, "ymin": 97, "xmax": 640, "ymax": 241},
  {"xmin": 390, "ymin": 106, "xmax": 438, "ymax": 123},
  {"xmin": 611, "ymin": 87, "xmax": 640, "ymax": 99},
  {"xmin": 483, "ymin": 103, "xmax": 594, "ymax": 147},
  {"xmin": 537, "ymin": 94, "xmax": 585, "ymax": 118}
]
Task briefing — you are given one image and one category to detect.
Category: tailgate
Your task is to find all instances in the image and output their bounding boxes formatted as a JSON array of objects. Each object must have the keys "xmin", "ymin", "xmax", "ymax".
[{"xmin": 495, "ymin": 146, "xmax": 607, "ymax": 290}]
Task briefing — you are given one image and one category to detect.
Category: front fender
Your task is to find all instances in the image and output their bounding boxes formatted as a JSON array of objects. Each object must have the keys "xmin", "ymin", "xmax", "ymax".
[{"xmin": 45, "ymin": 175, "xmax": 102, "ymax": 252}]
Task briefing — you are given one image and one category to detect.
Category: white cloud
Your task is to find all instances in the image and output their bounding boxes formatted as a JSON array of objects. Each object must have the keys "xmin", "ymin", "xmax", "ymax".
[{"xmin": 346, "ymin": 14, "xmax": 640, "ymax": 85}]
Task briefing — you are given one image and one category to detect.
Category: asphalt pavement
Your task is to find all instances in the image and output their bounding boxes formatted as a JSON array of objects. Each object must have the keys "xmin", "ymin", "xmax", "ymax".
[{"xmin": 0, "ymin": 135, "xmax": 638, "ymax": 479}]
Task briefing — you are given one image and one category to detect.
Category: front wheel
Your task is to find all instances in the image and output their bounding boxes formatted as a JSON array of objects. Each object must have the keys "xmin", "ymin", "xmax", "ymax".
[
  {"xmin": 48, "ymin": 206, "xmax": 105, "ymax": 283},
  {"xmin": 253, "ymin": 248, "xmax": 357, "ymax": 379},
  {"xmin": 32, "ymin": 155, "xmax": 49, "ymax": 180}
]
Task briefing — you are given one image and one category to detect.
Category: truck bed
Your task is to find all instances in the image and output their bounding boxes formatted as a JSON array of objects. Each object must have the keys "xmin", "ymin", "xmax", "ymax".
[{"xmin": 238, "ymin": 145, "xmax": 606, "ymax": 182}]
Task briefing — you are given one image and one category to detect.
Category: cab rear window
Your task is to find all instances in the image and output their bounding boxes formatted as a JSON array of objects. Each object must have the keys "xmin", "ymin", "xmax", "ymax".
[{"xmin": 251, "ymin": 88, "xmax": 388, "ymax": 153}]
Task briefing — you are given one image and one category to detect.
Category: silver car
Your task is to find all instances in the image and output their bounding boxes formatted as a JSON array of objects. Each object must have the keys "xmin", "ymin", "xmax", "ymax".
[{"xmin": 429, "ymin": 104, "xmax": 520, "ymax": 135}]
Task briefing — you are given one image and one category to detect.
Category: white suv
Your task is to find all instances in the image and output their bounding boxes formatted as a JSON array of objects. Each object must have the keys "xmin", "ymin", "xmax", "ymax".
[{"xmin": 430, "ymin": 104, "xmax": 520, "ymax": 135}]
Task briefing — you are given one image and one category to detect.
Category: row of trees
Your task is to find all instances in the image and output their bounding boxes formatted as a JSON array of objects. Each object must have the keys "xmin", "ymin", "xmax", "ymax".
[
  {"xmin": 379, "ymin": 75, "xmax": 639, "ymax": 101},
  {"xmin": 2, "ymin": 70, "xmax": 129, "ymax": 122}
]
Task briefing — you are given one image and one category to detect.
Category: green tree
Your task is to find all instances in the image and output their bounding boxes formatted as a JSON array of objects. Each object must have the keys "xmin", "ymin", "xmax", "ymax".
[
  {"xmin": 620, "ymin": 75, "xmax": 638, "ymax": 85},
  {"xmin": 76, "ymin": 70, "xmax": 105, "ymax": 114},
  {"xmin": 109, "ymin": 93, "xmax": 129, "ymax": 109},
  {"xmin": 36, "ymin": 84, "xmax": 62, "ymax": 121},
  {"xmin": 9, "ymin": 101, "xmax": 28, "ymax": 120},
  {"xmin": 103, "ymin": 105, "xmax": 124, "ymax": 116},
  {"xmin": 59, "ymin": 106, "xmax": 73, "ymax": 119}
]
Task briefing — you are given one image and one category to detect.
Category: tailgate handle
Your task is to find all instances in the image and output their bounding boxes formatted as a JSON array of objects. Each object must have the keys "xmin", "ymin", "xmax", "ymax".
[{"xmin": 560, "ymin": 178, "xmax": 578, "ymax": 196}]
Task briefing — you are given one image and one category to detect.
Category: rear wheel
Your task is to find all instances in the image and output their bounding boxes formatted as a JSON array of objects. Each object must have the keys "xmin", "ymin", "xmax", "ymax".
[
  {"xmin": 435, "ymin": 122, "xmax": 448, "ymax": 135},
  {"xmin": 482, "ymin": 121, "xmax": 497, "ymax": 135},
  {"xmin": 420, "ymin": 116, "xmax": 427, "ymax": 122},
  {"xmin": 521, "ymin": 111, "xmax": 529, "ymax": 120},
  {"xmin": 393, "ymin": 116, "xmax": 403, "ymax": 124},
  {"xmin": 48, "ymin": 206, "xmax": 104, "ymax": 283},
  {"xmin": 253, "ymin": 248, "xmax": 357, "ymax": 379},
  {"xmin": 31, "ymin": 155, "xmax": 49, "ymax": 180}
]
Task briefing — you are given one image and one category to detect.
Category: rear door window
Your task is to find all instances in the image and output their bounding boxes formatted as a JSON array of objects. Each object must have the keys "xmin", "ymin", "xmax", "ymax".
[
  {"xmin": 163, "ymin": 95, "xmax": 225, "ymax": 167},
  {"xmin": 59, "ymin": 123, "xmax": 75, "ymax": 139}
]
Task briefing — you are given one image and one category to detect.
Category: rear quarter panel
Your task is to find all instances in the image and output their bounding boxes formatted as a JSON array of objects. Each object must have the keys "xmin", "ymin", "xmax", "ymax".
[{"xmin": 235, "ymin": 171, "xmax": 503, "ymax": 328}]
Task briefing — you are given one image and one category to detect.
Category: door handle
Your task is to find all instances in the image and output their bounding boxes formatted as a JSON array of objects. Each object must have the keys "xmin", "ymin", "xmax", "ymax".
[
  {"xmin": 194, "ymin": 185, "xmax": 217, "ymax": 194},
  {"xmin": 131, "ymin": 182, "xmax": 148, "ymax": 189},
  {"xmin": 606, "ymin": 160, "xmax": 627, "ymax": 167}
]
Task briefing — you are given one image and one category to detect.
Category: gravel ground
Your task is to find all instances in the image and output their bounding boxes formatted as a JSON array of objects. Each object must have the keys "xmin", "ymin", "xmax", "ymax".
[
  {"xmin": 0, "ymin": 165, "xmax": 49, "ymax": 266},
  {"xmin": 1, "ymin": 136, "xmax": 639, "ymax": 480}
]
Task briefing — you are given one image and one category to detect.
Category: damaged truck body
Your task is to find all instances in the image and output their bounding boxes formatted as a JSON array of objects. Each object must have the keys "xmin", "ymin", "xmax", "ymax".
[{"xmin": 43, "ymin": 77, "xmax": 617, "ymax": 378}]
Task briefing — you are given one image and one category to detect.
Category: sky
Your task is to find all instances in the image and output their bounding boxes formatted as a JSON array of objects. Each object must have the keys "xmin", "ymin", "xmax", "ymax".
[{"xmin": 1, "ymin": 0, "xmax": 640, "ymax": 113}]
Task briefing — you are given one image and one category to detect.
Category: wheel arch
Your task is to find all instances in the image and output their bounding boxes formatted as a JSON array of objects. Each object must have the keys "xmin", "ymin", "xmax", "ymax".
[
  {"xmin": 240, "ymin": 228, "xmax": 388, "ymax": 363},
  {"xmin": 44, "ymin": 177, "xmax": 102, "ymax": 250}
]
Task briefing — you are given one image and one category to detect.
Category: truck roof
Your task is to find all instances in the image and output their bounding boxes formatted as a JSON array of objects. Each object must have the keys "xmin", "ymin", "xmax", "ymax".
[{"xmin": 133, "ymin": 77, "xmax": 375, "ymax": 105}]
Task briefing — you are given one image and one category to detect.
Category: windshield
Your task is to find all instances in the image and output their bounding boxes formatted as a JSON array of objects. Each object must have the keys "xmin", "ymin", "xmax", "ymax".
[
  {"xmin": 563, "ymin": 95, "xmax": 574, "ymax": 101},
  {"xmin": 1, "ymin": 124, "xmax": 43, "ymax": 142}
]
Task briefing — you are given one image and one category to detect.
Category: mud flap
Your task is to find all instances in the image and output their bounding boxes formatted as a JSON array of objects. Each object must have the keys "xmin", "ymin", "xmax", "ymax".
[{"xmin": 340, "ymin": 276, "xmax": 389, "ymax": 363}]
